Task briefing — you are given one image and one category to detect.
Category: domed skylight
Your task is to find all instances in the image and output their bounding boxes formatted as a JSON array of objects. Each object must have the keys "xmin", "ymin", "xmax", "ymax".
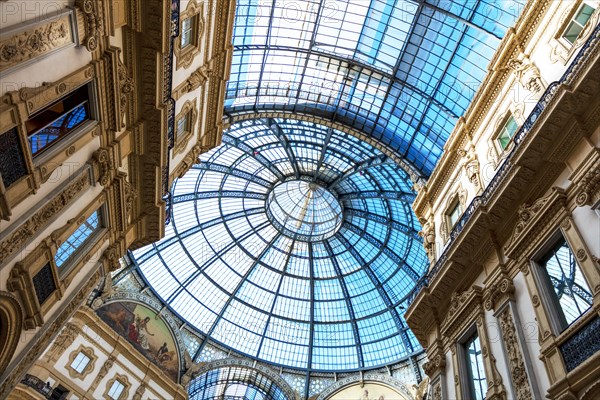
[{"xmin": 131, "ymin": 118, "xmax": 428, "ymax": 371}]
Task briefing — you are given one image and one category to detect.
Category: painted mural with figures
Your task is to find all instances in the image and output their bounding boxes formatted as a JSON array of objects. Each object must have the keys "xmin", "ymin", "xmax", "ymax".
[{"xmin": 97, "ymin": 301, "xmax": 180, "ymax": 381}]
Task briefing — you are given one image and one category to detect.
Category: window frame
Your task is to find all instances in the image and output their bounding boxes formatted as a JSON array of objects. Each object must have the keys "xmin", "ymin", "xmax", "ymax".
[
  {"xmin": 104, "ymin": 374, "xmax": 130, "ymax": 400},
  {"xmin": 66, "ymin": 345, "xmax": 97, "ymax": 380},
  {"xmin": 174, "ymin": 0, "xmax": 205, "ymax": 69},
  {"xmin": 494, "ymin": 113, "xmax": 519, "ymax": 152},
  {"xmin": 460, "ymin": 329, "xmax": 488, "ymax": 400},
  {"xmin": 54, "ymin": 208, "xmax": 105, "ymax": 276},
  {"xmin": 530, "ymin": 230, "xmax": 593, "ymax": 335},
  {"xmin": 561, "ymin": 2, "xmax": 597, "ymax": 45},
  {"xmin": 173, "ymin": 99, "xmax": 198, "ymax": 155},
  {"xmin": 29, "ymin": 82, "xmax": 99, "ymax": 167}
]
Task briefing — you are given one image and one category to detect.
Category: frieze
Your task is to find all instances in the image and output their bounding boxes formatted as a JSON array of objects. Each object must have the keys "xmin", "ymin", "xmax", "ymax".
[{"xmin": 0, "ymin": 11, "xmax": 75, "ymax": 74}]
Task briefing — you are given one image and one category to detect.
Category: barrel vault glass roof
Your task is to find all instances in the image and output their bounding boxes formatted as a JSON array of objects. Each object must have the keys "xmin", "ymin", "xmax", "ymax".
[
  {"xmin": 225, "ymin": 0, "xmax": 525, "ymax": 175},
  {"xmin": 132, "ymin": 119, "xmax": 429, "ymax": 371}
]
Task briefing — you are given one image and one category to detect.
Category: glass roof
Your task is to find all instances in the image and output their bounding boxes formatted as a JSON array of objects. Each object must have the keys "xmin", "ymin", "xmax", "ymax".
[
  {"xmin": 225, "ymin": 0, "xmax": 525, "ymax": 175},
  {"xmin": 132, "ymin": 118, "xmax": 428, "ymax": 371}
]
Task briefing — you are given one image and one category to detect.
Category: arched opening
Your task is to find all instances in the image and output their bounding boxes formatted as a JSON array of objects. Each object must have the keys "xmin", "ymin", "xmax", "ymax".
[{"xmin": 0, "ymin": 292, "xmax": 23, "ymax": 373}]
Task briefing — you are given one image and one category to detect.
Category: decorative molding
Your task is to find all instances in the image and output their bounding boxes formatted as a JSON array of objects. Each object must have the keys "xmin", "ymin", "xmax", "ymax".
[
  {"xmin": 0, "ymin": 291, "xmax": 23, "ymax": 373},
  {"xmin": 173, "ymin": 63, "xmax": 211, "ymax": 100},
  {"xmin": 174, "ymin": 0, "xmax": 205, "ymax": 70},
  {"xmin": 498, "ymin": 307, "xmax": 534, "ymax": 400},
  {"xmin": 0, "ymin": 11, "xmax": 75, "ymax": 74},
  {"xmin": 46, "ymin": 323, "xmax": 79, "ymax": 363},
  {"xmin": 316, "ymin": 373, "xmax": 414, "ymax": 400},
  {"xmin": 173, "ymin": 99, "xmax": 198, "ymax": 155},
  {"xmin": 418, "ymin": 215, "xmax": 436, "ymax": 263},
  {"xmin": 77, "ymin": 0, "xmax": 102, "ymax": 52},
  {"xmin": 0, "ymin": 269, "xmax": 101, "ymax": 398},
  {"xmin": 190, "ymin": 358, "xmax": 298, "ymax": 400},
  {"xmin": 65, "ymin": 344, "xmax": 98, "ymax": 380},
  {"xmin": 484, "ymin": 277, "xmax": 515, "ymax": 312},
  {"xmin": 575, "ymin": 162, "xmax": 600, "ymax": 206},
  {"xmin": 92, "ymin": 147, "xmax": 113, "ymax": 186},
  {"xmin": 0, "ymin": 168, "xmax": 91, "ymax": 265},
  {"xmin": 506, "ymin": 55, "xmax": 544, "ymax": 93},
  {"xmin": 504, "ymin": 188, "xmax": 567, "ymax": 258}
]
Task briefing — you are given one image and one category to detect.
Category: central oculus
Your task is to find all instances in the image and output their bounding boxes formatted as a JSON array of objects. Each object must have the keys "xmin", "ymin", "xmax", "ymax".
[{"xmin": 266, "ymin": 180, "xmax": 343, "ymax": 241}]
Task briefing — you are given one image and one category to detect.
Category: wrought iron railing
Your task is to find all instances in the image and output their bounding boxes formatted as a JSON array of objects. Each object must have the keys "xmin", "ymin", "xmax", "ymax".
[
  {"xmin": 163, "ymin": 0, "xmax": 180, "ymax": 223},
  {"xmin": 407, "ymin": 22, "xmax": 600, "ymax": 306},
  {"xmin": 20, "ymin": 374, "xmax": 53, "ymax": 398}
]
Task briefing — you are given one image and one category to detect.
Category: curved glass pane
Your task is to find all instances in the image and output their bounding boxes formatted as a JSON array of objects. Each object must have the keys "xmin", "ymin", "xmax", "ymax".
[
  {"xmin": 132, "ymin": 118, "xmax": 428, "ymax": 371},
  {"xmin": 226, "ymin": 0, "xmax": 525, "ymax": 175}
]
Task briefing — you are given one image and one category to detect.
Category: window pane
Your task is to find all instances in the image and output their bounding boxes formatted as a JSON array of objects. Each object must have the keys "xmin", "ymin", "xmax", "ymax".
[
  {"xmin": 26, "ymin": 86, "xmax": 90, "ymax": 156},
  {"xmin": 55, "ymin": 211, "xmax": 100, "ymax": 267},
  {"xmin": 574, "ymin": 4, "xmax": 595, "ymax": 26},
  {"xmin": 71, "ymin": 352, "xmax": 90, "ymax": 373},
  {"xmin": 108, "ymin": 381, "xmax": 124, "ymax": 399},
  {"xmin": 497, "ymin": 115, "xmax": 518, "ymax": 150},
  {"xmin": 564, "ymin": 22, "xmax": 583, "ymax": 44},
  {"xmin": 540, "ymin": 238, "xmax": 592, "ymax": 327},
  {"xmin": 465, "ymin": 332, "xmax": 486, "ymax": 400},
  {"xmin": 449, "ymin": 203, "xmax": 461, "ymax": 227}
]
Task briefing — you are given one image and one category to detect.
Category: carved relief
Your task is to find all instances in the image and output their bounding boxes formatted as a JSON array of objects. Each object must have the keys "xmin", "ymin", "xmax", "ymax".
[
  {"xmin": 92, "ymin": 148, "xmax": 113, "ymax": 186},
  {"xmin": 47, "ymin": 323, "xmax": 79, "ymax": 362},
  {"xmin": 133, "ymin": 383, "xmax": 146, "ymax": 400},
  {"xmin": 498, "ymin": 308, "xmax": 533, "ymax": 400},
  {"xmin": 94, "ymin": 356, "xmax": 116, "ymax": 387},
  {"xmin": 418, "ymin": 216, "xmax": 436, "ymax": 263},
  {"xmin": 0, "ymin": 14, "xmax": 73, "ymax": 73},
  {"xmin": 117, "ymin": 58, "xmax": 134, "ymax": 126},
  {"xmin": 101, "ymin": 242, "xmax": 122, "ymax": 272},
  {"xmin": 458, "ymin": 142, "xmax": 482, "ymax": 191},
  {"xmin": 507, "ymin": 56, "xmax": 544, "ymax": 93},
  {"xmin": 505, "ymin": 194, "xmax": 551, "ymax": 249},
  {"xmin": 484, "ymin": 277, "xmax": 515, "ymax": 311},
  {"xmin": 575, "ymin": 164, "xmax": 600, "ymax": 206},
  {"xmin": 422, "ymin": 354, "xmax": 446, "ymax": 378},
  {"xmin": 77, "ymin": 0, "xmax": 102, "ymax": 52},
  {"xmin": 173, "ymin": 63, "xmax": 212, "ymax": 100},
  {"xmin": 181, "ymin": 350, "xmax": 202, "ymax": 386}
]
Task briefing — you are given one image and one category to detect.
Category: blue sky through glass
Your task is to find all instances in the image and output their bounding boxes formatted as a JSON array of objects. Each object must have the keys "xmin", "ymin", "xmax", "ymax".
[{"xmin": 133, "ymin": 119, "xmax": 427, "ymax": 371}]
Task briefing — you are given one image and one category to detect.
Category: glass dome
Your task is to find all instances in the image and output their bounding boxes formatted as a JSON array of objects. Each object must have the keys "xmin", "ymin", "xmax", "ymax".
[
  {"xmin": 132, "ymin": 118, "xmax": 428, "ymax": 371},
  {"xmin": 266, "ymin": 180, "xmax": 343, "ymax": 241}
]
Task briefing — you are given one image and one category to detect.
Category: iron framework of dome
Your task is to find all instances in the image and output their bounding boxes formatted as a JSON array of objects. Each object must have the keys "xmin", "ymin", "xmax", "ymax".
[{"xmin": 132, "ymin": 118, "xmax": 429, "ymax": 371}]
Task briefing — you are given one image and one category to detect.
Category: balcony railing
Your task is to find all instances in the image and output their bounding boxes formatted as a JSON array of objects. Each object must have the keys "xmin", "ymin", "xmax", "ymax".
[
  {"xmin": 20, "ymin": 374, "xmax": 52, "ymax": 398},
  {"xmin": 407, "ymin": 22, "xmax": 600, "ymax": 307}
]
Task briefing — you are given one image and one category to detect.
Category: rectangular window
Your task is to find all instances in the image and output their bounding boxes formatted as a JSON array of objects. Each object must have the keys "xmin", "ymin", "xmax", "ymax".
[
  {"xmin": 538, "ymin": 236, "xmax": 592, "ymax": 330},
  {"xmin": 497, "ymin": 115, "xmax": 518, "ymax": 150},
  {"xmin": 448, "ymin": 201, "xmax": 462, "ymax": 228},
  {"xmin": 181, "ymin": 17, "xmax": 195, "ymax": 48},
  {"xmin": 464, "ymin": 332, "xmax": 487, "ymax": 400},
  {"xmin": 32, "ymin": 263, "xmax": 57, "ymax": 305},
  {"xmin": 176, "ymin": 112, "xmax": 190, "ymax": 141},
  {"xmin": 70, "ymin": 352, "xmax": 90, "ymax": 374},
  {"xmin": 563, "ymin": 3, "xmax": 596, "ymax": 44},
  {"xmin": 55, "ymin": 210, "xmax": 101, "ymax": 268},
  {"xmin": 0, "ymin": 127, "xmax": 28, "ymax": 189},
  {"xmin": 107, "ymin": 380, "xmax": 125, "ymax": 400},
  {"xmin": 25, "ymin": 85, "xmax": 91, "ymax": 157}
]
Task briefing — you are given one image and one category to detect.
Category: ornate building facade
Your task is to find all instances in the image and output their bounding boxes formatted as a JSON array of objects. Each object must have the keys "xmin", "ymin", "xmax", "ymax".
[{"xmin": 0, "ymin": 0, "xmax": 598, "ymax": 399}]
